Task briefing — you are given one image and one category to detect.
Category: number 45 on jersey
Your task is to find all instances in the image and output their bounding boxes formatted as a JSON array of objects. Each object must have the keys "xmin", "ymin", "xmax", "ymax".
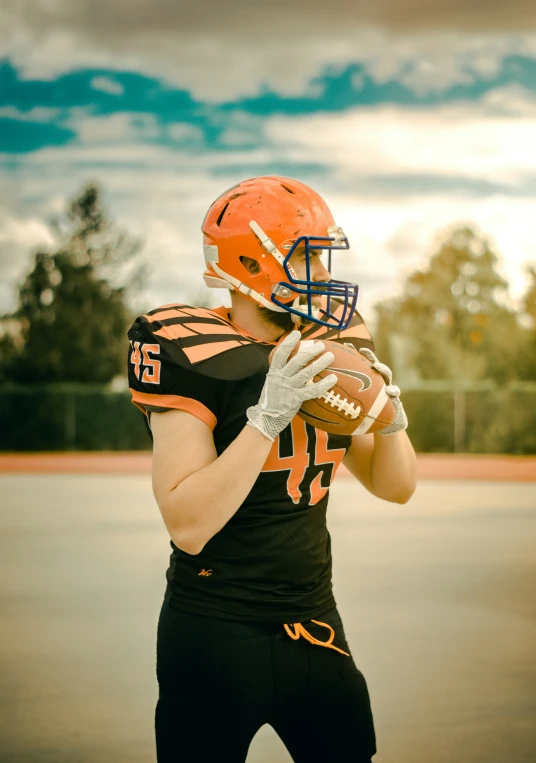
[{"xmin": 130, "ymin": 341, "xmax": 161, "ymax": 384}]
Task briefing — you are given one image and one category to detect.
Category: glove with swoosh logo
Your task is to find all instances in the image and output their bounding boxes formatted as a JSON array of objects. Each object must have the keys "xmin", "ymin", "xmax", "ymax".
[
  {"xmin": 358, "ymin": 347, "xmax": 408, "ymax": 436},
  {"xmin": 247, "ymin": 331, "xmax": 338, "ymax": 442}
]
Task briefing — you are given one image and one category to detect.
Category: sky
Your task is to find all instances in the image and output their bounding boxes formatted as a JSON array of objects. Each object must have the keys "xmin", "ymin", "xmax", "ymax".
[{"xmin": 1, "ymin": 0, "xmax": 536, "ymax": 322}]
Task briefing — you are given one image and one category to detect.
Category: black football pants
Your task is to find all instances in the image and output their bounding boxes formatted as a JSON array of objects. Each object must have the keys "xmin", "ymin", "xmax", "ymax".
[{"xmin": 155, "ymin": 600, "xmax": 377, "ymax": 762}]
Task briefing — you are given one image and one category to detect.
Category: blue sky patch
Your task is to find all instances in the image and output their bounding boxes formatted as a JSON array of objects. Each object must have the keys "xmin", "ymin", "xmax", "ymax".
[{"xmin": 0, "ymin": 117, "xmax": 75, "ymax": 153}]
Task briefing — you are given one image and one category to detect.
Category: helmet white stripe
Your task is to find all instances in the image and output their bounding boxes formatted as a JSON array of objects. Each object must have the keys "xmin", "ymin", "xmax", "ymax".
[{"xmin": 249, "ymin": 220, "xmax": 287, "ymax": 266}]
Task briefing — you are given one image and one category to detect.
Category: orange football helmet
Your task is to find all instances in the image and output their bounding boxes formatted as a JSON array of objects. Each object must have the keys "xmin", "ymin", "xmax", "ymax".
[{"xmin": 201, "ymin": 176, "xmax": 358, "ymax": 329}]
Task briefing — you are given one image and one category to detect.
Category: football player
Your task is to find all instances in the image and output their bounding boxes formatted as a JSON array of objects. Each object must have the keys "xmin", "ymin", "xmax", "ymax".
[{"xmin": 128, "ymin": 176, "xmax": 416, "ymax": 762}]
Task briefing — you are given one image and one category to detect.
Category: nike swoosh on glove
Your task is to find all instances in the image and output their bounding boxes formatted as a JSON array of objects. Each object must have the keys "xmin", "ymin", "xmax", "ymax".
[{"xmin": 358, "ymin": 347, "xmax": 408, "ymax": 436}]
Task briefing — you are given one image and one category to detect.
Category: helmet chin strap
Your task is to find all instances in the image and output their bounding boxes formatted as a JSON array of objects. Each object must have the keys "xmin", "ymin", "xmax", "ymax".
[
  {"xmin": 207, "ymin": 260, "xmax": 288, "ymax": 313},
  {"xmin": 291, "ymin": 297, "xmax": 302, "ymax": 326}
]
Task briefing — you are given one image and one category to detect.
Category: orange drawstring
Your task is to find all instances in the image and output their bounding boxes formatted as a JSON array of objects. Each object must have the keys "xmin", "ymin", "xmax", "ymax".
[{"xmin": 283, "ymin": 619, "xmax": 350, "ymax": 657}]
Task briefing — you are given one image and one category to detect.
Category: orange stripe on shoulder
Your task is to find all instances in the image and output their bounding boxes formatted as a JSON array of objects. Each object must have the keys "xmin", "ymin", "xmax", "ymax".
[
  {"xmin": 145, "ymin": 308, "xmax": 191, "ymax": 323},
  {"xmin": 130, "ymin": 390, "xmax": 216, "ymax": 430},
  {"xmin": 182, "ymin": 339, "xmax": 245, "ymax": 363},
  {"xmin": 180, "ymin": 306, "xmax": 220, "ymax": 319},
  {"xmin": 184, "ymin": 322, "xmax": 240, "ymax": 336}
]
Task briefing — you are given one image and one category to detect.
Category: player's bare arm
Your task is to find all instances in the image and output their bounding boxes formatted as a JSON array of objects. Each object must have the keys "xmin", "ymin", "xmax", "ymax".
[
  {"xmin": 343, "ymin": 431, "xmax": 417, "ymax": 504},
  {"xmin": 151, "ymin": 331, "xmax": 337, "ymax": 555},
  {"xmin": 151, "ymin": 410, "xmax": 271, "ymax": 555}
]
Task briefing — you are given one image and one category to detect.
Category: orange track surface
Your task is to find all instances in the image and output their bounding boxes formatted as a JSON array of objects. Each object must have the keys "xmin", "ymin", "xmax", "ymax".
[{"xmin": 0, "ymin": 452, "xmax": 535, "ymax": 481}]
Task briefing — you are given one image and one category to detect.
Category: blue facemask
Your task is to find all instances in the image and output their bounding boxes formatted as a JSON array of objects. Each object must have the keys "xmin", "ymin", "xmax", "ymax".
[{"xmin": 270, "ymin": 234, "xmax": 359, "ymax": 330}]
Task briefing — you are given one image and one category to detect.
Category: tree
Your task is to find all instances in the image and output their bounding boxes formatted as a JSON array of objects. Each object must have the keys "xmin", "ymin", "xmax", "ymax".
[
  {"xmin": 517, "ymin": 265, "xmax": 536, "ymax": 381},
  {"xmin": 523, "ymin": 266, "xmax": 536, "ymax": 323},
  {"xmin": 1, "ymin": 184, "xmax": 143, "ymax": 384},
  {"xmin": 374, "ymin": 226, "xmax": 521, "ymax": 384}
]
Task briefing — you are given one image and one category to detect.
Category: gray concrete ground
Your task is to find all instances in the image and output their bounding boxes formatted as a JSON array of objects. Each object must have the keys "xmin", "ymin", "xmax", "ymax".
[{"xmin": 0, "ymin": 474, "xmax": 535, "ymax": 763}]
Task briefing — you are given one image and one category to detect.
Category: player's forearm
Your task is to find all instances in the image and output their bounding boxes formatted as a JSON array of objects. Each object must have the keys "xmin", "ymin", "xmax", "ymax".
[
  {"xmin": 165, "ymin": 425, "xmax": 272, "ymax": 555},
  {"xmin": 370, "ymin": 430, "xmax": 417, "ymax": 503}
]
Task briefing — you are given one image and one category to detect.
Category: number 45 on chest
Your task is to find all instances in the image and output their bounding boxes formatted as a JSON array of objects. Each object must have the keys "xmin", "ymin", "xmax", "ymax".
[{"xmin": 262, "ymin": 417, "xmax": 346, "ymax": 506}]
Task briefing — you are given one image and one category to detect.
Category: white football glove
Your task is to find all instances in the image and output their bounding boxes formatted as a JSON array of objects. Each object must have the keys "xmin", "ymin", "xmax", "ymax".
[
  {"xmin": 358, "ymin": 347, "xmax": 408, "ymax": 436},
  {"xmin": 247, "ymin": 331, "xmax": 337, "ymax": 442}
]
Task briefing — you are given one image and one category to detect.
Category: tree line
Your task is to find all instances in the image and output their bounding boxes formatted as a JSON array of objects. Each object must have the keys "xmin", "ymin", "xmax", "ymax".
[{"xmin": 1, "ymin": 184, "xmax": 535, "ymax": 386}]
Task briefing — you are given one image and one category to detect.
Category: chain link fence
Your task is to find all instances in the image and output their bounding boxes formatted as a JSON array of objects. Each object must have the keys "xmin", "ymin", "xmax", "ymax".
[{"xmin": 2, "ymin": 382, "xmax": 536, "ymax": 453}]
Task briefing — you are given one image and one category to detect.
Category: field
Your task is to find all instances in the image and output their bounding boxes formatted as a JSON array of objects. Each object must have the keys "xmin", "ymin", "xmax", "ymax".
[{"xmin": 0, "ymin": 461, "xmax": 535, "ymax": 763}]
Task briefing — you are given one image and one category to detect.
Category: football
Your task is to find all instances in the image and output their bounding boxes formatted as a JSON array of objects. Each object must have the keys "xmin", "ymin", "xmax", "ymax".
[{"xmin": 270, "ymin": 339, "xmax": 396, "ymax": 436}]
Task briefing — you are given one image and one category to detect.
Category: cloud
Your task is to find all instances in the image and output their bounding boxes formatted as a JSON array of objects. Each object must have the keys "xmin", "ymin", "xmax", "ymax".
[
  {"xmin": 0, "ymin": 212, "xmax": 55, "ymax": 312},
  {"xmin": 4, "ymin": 0, "xmax": 536, "ymax": 36},
  {"xmin": 480, "ymin": 82, "xmax": 536, "ymax": 115},
  {"xmin": 91, "ymin": 75, "xmax": 124, "ymax": 96},
  {"xmin": 66, "ymin": 111, "xmax": 161, "ymax": 144},
  {"xmin": 0, "ymin": 106, "xmax": 60, "ymax": 121},
  {"xmin": 327, "ymin": 192, "xmax": 536, "ymax": 312},
  {"xmin": 2, "ymin": 1, "xmax": 536, "ymax": 101},
  {"xmin": 264, "ymin": 93, "xmax": 536, "ymax": 186},
  {"xmin": 167, "ymin": 123, "xmax": 203, "ymax": 143}
]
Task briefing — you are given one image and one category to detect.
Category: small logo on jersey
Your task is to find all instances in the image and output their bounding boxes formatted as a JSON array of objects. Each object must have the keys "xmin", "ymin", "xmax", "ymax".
[
  {"xmin": 330, "ymin": 368, "xmax": 372, "ymax": 391},
  {"xmin": 198, "ymin": 569, "xmax": 213, "ymax": 577}
]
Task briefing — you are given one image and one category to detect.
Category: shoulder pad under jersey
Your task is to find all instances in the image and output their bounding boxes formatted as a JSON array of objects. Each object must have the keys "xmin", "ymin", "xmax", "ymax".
[{"xmin": 128, "ymin": 303, "xmax": 272, "ymax": 381}]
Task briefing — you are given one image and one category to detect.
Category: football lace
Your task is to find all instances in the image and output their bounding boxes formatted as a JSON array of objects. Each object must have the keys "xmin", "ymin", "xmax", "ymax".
[{"xmin": 320, "ymin": 389, "xmax": 361, "ymax": 419}]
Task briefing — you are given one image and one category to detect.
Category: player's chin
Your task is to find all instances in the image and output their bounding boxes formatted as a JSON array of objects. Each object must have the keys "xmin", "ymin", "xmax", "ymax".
[
  {"xmin": 257, "ymin": 305, "xmax": 295, "ymax": 332},
  {"xmin": 257, "ymin": 302, "xmax": 319, "ymax": 332}
]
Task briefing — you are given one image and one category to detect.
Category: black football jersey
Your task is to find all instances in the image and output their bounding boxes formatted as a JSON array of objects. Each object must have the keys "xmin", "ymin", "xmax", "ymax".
[{"xmin": 128, "ymin": 302, "xmax": 374, "ymax": 623}]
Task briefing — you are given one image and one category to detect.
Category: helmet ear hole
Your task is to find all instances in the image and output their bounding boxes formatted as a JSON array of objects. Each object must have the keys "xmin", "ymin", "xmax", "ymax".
[{"xmin": 239, "ymin": 256, "xmax": 261, "ymax": 275}]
